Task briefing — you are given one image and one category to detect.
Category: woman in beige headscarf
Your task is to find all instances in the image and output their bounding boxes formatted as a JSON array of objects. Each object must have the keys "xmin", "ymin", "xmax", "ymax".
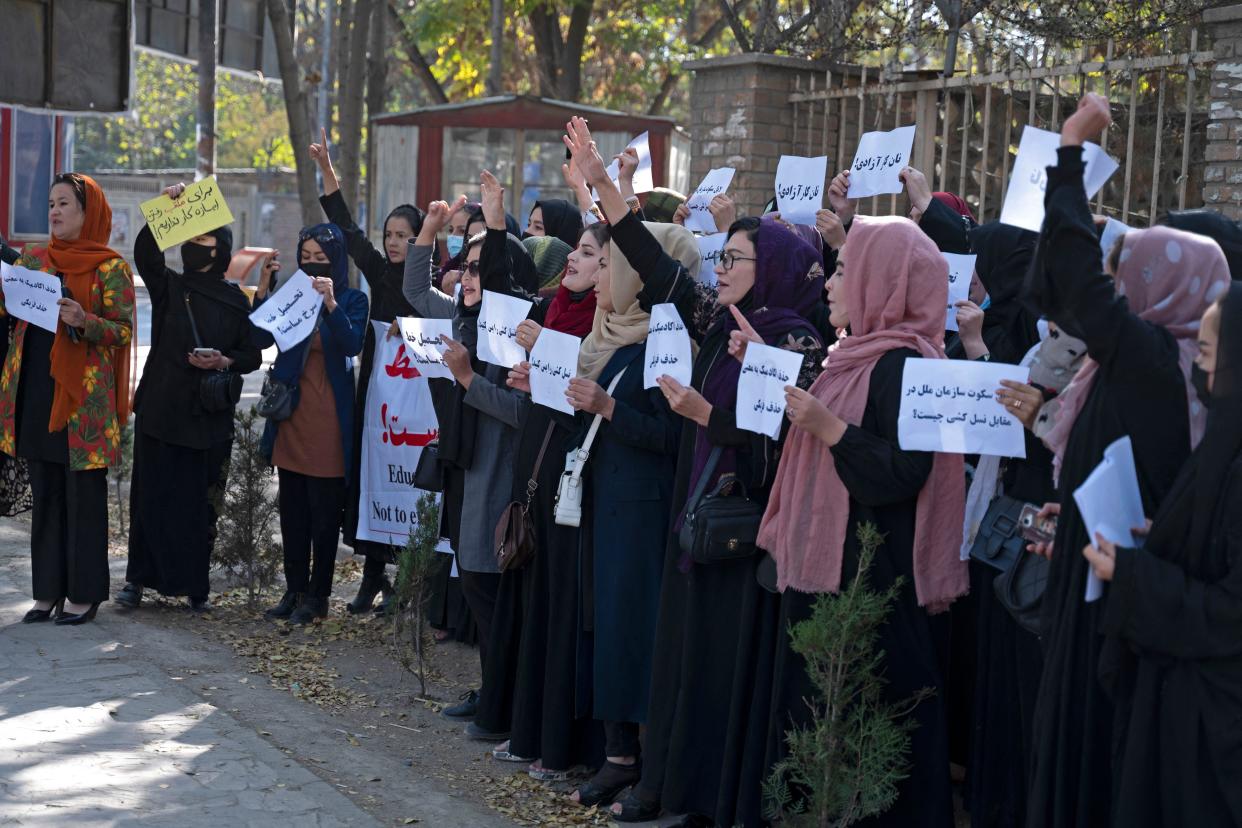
[{"xmin": 562, "ymin": 221, "xmax": 699, "ymax": 808}]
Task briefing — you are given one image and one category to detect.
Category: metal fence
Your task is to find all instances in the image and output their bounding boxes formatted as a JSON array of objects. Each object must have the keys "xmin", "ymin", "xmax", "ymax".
[{"xmin": 788, "ymin": 31, "xmax": 1216, "ymax": 226}]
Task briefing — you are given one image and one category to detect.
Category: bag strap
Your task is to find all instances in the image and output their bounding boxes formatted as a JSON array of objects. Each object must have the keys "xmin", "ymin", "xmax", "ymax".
[
  {"xmin": 523, "ymin": 421, "xmax": 558, "ymax": 511},
  {"xmin": 568, "ymin": 367, "xmax": 626, "ymax": 484},
  {"xmin": 183, "ymin": 291, "xmax": 205, "ymax": 349},
  {"xmin": 684, "ymin": 445, "xmax": 723, "ymax": 517}
]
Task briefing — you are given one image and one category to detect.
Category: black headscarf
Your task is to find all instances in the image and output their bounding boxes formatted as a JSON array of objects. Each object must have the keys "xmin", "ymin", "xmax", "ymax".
[
  {"xmin": 183, "ymin": 225, "xmax": 249, "ymax": 313},
  {"xmin": 467, "ymin": 206, "xmax": 521, "ymax": 240},
  {"xmin": 961, "ymin": 221, "xmax": 1042, "ymax": 364},
  {"xmin": 532, "ymin": 199, "xmax": 582, "ymax": 249},
  {"xmin": 1161, "ymin": 209, "xmax": 1242, "ymax": 281}
]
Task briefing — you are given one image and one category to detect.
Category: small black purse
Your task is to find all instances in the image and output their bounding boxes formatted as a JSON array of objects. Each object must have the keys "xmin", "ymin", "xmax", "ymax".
[
  {"xmin": 968, "ymin": 494, "xmax": 1049, "ymax": 636},
  {"xmin": 413, "ymin": 440, "xmax": 442, "ymax": 492},
  {"xmin": 183, "ymin": 293, "xmax": 242, "ymax": 414},
  {"xmin": 968, "ymin": 495, "xmax": 1028, "ymax": 572},
  {"xmin": 678, "ymin": 446, "xmax": 764, "ymax": 565}
]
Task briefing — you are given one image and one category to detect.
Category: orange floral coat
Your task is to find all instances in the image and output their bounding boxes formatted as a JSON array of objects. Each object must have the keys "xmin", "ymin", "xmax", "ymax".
[{"xmin": 0, "ymin": 247, "xmax": 135, "ymax": 470}]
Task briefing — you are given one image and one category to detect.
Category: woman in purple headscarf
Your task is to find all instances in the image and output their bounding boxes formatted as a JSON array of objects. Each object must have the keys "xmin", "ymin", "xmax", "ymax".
[{"xmin": 564, "ymin": 117, "xmax": 826, "ymax": 826}]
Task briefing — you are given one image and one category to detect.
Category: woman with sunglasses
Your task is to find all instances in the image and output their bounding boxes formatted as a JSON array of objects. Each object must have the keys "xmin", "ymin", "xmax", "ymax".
[
  {"xmin": 255, "ymin": 223, "xmax": 368, "ymax": 625},
  {"xmin": 564, "ymin": 118, "xmax": 827, "ymax": 826}
]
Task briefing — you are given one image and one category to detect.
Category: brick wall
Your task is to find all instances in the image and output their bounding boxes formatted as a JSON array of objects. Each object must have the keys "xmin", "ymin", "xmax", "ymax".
[{"xmin": 1205, "ymin": 4, "xmax": 1242, "ymax": 218}]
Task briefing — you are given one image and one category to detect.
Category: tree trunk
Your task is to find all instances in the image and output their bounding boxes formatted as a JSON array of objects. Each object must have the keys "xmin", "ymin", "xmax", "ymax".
[
  {"xmin": 486, "ymin": 0, "xmax": 505, "ymax": 96},
  {"xmin": 196, "ymin": 0, "xmax": 218, "ymax": 180},
  {"xmin": 337, "ymin": 0, "xmax": 373, "ymax": 215},
  {"xmin": 366, "ymin": 0, "xmax": 387, "ymax": 233},
  {"xmin": 527, "ymin": 5, "xmax": 562, "ymax": 98},
  {"xmin": 387, "ymin": 1, "xmax": 450, "ymax": 104},
  {"xmin": 335, "ymin": 0, "xmax": 353, "ymax": 136},
  {"xmin": 265, "ymin": 0, "xmax": 321, "ymax": 225}
]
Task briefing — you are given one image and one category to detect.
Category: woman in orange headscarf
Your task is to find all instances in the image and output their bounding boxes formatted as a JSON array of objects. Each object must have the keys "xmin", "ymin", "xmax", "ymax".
[{"xmin": 2, "ymin": 173, "xmax": 135, "ymax": 626}]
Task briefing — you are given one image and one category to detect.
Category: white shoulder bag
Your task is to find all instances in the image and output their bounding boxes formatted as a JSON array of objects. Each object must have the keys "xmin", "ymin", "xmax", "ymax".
[{"xmin": 554, "ymin": 368, "xmax": 626, "ymax": 527}]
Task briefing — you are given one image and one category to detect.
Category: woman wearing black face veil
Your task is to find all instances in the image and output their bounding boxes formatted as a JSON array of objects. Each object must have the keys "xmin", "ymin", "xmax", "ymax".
[
  {"xmin": 1085, "ymin": 282, "xmax": 1242, "ymax": 827},
  {"xmin": 952, "ymin": 222, "xmax": 1043, "ymax": 365}
]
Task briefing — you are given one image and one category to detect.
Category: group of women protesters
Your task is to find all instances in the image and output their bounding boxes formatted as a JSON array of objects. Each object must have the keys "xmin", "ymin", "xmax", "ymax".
[{"xmin": 6, "ymin": 91, "xmax": 1241, "ymax": 827}]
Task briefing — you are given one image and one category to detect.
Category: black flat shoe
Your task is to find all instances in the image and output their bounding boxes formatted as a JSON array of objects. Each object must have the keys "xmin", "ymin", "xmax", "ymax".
[
  {"xmin": 22, "ymin": 599, "xmax": 63, "ymax": 624},
  {"xmin": 610, "ymin": 789, "xmax": 662, "ymax": 823},
  {"xmin": 189, "ymin": 596, "xmax": 211, "ymax": 613},
  {"xmin": 289, "ymin": 596, "xmax": 329, "ymax": 625},
  {"xmin": 442, "ymin": 689, "xmax": 479, "ymax": 720},
  {"xmin": 114, "ymin": 583, "xmax": 143, "ymax": 609},
  {"xmin": 55, "ymin": 602, "xmax": 100, "ymax": 626},
  {"xmin": 574, "ymin": 760, "xmax": 642, "ymax": 808},
  {"xmin": 264, "ymin": 590, "xmax": 302, "ymax": 620},
  {"xmin": 346, "ymin": 573, "xmax": 389, "ymax": 615}
]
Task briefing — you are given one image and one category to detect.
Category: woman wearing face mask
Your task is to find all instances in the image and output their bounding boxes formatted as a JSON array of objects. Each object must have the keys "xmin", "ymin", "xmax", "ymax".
[
  {"xmin": 403, "ymin": 172, "xmax": 538, "ymax": 724},
  {"xmin": 116, "ymin": 182, "xmax": 261, "ymax": 612},
  {"xmin": 437, "ymin": 200, "xmax": 482, "ymax": 294},
  {"xmin": 1083, "ymin": 284, "xmax": 1242, "ymax": 827},
  {"xmin": 256, "ymin": 224, "xmax": 369, "ymax": 625},
  {"xmin": 308, "ymin": 130, "xmax": 428, "ymax": 616},
  {"xmin": 564, "ymin": 117, "xmax": 827, "ymax": 827},
  {"xmin": 526, "ymin": 198, "xmax": 583, "ymax": 249},
  {"xmin": 1022, "ymin": 94, "xmax": 1231, "ymax": 828},
  {"xmin": 4, "ymin": 173, "xmax": 135, "ymax": 625}
]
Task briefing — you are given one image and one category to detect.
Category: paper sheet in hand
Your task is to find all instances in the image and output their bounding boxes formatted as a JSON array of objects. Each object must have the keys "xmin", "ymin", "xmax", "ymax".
[
  {"xmin": 684, "ymin": 168, "xmax": 736, "ymax": 233},
  {"xmin": 696, "ymin": 232, "xmax": 727, "ymax": 286},
  {"xmin": 397, "ymin": 316, "xmax": 455, "ymax": 380},
  {"xmin": 999, "ymin": 126, "xmax": 1119, "ymax": 232},
  {"xmin": 846, "ymin": 125, "xmax": 917, "ymax": 198},
  {"xmin": 775, "ymin": 155, "xmax": 829, "ymax": 226},
  {"xmin": 1, "ymin": 261, "xmax": 61, "ymax": 333},
  {"xmin": 139, "ymin": 175, "xmax": 236, "ymax": 251},
  {"xmin": 1073, "ymin": 436, "xmax": 1145, "ymax": 602},
  {"xmin": 1098, "ymin": 217, "xmax": 1131, "ymax": 270},
  {"xmin": 898, "ymin": 358, "xmax": 1029, "ymax": 458},
  {"xmin": 476, "ymin": 290, "xmax": 533, "ymax": 369},
  {"xmin": 943, "ymin": 253, "xmax": 977, "ymax": 332},
  {"xmin": 249, "ymin": 270, "xmax": 324, "ymax": 352},
  {"xmin": 528, "ymin": 328, "xmax": 580, "ymax": 415},
  {"xmin": 736, "ymin": 342, "xmax": 804, "ymax": 439},
  {"xmin": 594, "ymin": 132, "xmax": 654, "ymax": 197},
  {"xmin": 644, "ymin": 303, "xmax": 693, "ymax": 389}
]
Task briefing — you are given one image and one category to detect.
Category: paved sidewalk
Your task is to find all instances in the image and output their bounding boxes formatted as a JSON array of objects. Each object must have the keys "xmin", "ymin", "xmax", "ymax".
[{"xmin": 0, "ymin": 519, "xmax": 507, "ymax": 827}]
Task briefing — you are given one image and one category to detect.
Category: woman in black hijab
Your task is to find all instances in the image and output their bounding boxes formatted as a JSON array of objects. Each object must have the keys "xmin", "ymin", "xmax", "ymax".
[
  {"xmin": 527, "ymin": 198, "xmax": 583, "ymax": 249},
  {"xmin": 118, "ymin": 182, "xmax": 261, "ymax": 611},
  {"xmin": 951, "ymin": 222, "xmax": 1043, "ymax": 365},
  {"xmin": 1160, "ymin": 209, "xmax": 1242, "ymax": 280},
  {"xmin": 309, "ymin": 131, "xmax": 428, "ymax": 615},
  {"xmin": 1085, "ymin": 283, "xmax": 1242, "ymax": 826}
]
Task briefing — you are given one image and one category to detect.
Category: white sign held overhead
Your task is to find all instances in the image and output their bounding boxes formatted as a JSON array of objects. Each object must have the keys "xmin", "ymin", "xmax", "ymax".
[
  {"xmin": 476, "ymin": 289, "xmax": 534, "ymax": 369},
  {"xmin": 942, "ymin": 253, "xmax": 977, "ymax": 332},
  {"xmin": 684, "ymin": 167, "xmax": 736, "ymax": 234},
  {"xmin": 736, "ymin": 342, "xmax": 805, "ymax": 439},
  {"xmin": 775, "ymin": 155, "xmax": 829, "ymax": 226},
  {"xmin": 846, "ymin": 125, "xmax": 917, "ymax": 198},
  {"xmin": 595, "ymin": 132, "xmax": 654, "ymax": 197},
  {"xmin": 1073, "ymin": 436, "xmax": 1146, "ymax": 603},
  {"xmin": 897, "ymin": 358, "xmax": 1029, "ymax": 458},
  {"xmin": 1, "ymin": 261, "xmax": 62, "ymax": 333},
  {"xmin": 999, "ymin": 125, "xmax": 1120, "ymax": 232},
  {"xmin": 396, "ymin": 316, "xmax": 455, "ymax": 380},
  {"xmin": 528, "ymin": 327, "xmax": 581, "ymax": 415},
  {"xmin": 643, "ymin": 303, "xmax": 693, "ymax": 389},
  {"xmin": 249, "ymin": 269, "xmax": 324, "ymax": 352},
  {"xmin": 696, "ymin": 232, "xmax": 727, "ymax": 286}
]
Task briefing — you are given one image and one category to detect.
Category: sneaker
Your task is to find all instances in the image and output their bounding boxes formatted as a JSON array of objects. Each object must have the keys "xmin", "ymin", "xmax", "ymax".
[
  {"xmin": 442, "ymin": 689, "xmax": 479, "ymax": 720},
  {"xmin": 465, "ymin": 721, "xmax": 510, "ymax": 742}
]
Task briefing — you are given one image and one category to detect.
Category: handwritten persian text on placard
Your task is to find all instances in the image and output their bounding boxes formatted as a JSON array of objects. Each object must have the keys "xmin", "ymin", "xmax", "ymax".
[{"xmin": 139, "ymin": 176, "xmax": 236, "ymax": 251}]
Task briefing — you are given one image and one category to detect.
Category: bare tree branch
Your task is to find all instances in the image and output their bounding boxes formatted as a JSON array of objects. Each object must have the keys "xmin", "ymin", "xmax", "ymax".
[{"xmin": 387, "ymin": 0, "xmax": 450, "ymax": 104}]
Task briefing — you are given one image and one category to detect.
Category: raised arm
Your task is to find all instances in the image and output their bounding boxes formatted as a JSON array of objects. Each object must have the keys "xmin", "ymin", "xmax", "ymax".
[{"xmin": 403, "ymin": 198, "xmax": 462, "ymax": 319}]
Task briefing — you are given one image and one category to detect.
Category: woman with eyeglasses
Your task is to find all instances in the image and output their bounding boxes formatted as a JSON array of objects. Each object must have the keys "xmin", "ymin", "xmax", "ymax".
[
  {"xmin": 564, "ymin": 118, "xmax": 827, "ymax": 826},
  {"xmin": 255, "ymin": 223, "xmax": 368, "ymax": 625}
]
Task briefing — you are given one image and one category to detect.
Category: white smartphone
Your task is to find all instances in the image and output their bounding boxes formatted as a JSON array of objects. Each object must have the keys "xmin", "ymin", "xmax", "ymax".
[{"xmin": 193, "ymin": 348, "xmax": 219, "ymax": 358}]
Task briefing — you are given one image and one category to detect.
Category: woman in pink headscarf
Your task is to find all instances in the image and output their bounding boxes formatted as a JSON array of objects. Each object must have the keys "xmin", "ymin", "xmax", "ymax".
[{"xmin": 758, "ymin": 215, "xmax": 967, "ymax": 827}]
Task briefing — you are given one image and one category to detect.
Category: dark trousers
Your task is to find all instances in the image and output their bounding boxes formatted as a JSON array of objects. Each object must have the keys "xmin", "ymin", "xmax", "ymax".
[
  {"xmin": 277, "ymin": 469, "xmax": 345, "ymax": 598},
  {"xmin": 459, "ymin": 568, "xmax": 501, "ymax": 668},
  {"xmin": 605, "ymin": 721, "xmax": 641, "ymax": 758},
  {"xmin": 362, "ymin": 555, "xmax": 388, "ymax": 581},
  {"xmin": 29, "ymin": 460, "xmax": 109, "ymax": 604}
]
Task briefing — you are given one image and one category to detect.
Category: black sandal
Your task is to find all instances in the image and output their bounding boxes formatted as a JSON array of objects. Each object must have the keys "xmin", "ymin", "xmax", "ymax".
[
  {"xmin": 574, "ymin": 760, "xmax": 641, "ymax": 808},
  {"xmin": 609, "ymin": 787, "xmax": 661, "ymax": 822}
]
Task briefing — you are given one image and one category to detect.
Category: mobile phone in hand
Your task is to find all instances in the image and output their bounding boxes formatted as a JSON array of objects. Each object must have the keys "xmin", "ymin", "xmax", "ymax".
[
  {"xmin": 1019, "ymin": 503, "xmax": 1057, "ymax": 545},
  {"xmin": 193, "ymin": 348, "xmax": 219, "ymax": 358}
]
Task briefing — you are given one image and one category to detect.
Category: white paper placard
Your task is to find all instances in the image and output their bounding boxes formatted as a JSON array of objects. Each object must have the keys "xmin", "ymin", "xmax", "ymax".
[
  {"xmin": 846, "ymin": 125, "xmax": 917, "ymax": 198},
  {"xmin": 943, "ymin": 252, "xmax": 977, "ymax": 332},
  {"xmin": 1073, "ymin": 436, "xmax": 1145, "ymax": 602},
  {"xmin": 897, "ymin": 358, "xmax": 1029, "ymax": 458},
  {"xmin": 643, "ymin": 303, "xmax": 693, "ymax": 389},
  {"xmin": 594, "ymin": 132, "xmax": 654, "ymax": 197},
  {"xmin": 249, "ymin": 269, "xmax": 324, "ymax": 352},
  {"xmin": 684, "ymin": 167, "xmax": 736, "ymax": 234},
  {"xmin": 476, "ymin": 289, "xmax": 533, "ymax": 369},
  {"xmin": 1098, "ymin": 217, "xmax": 1131, "ymax": 270},
  {"xmin": 775, "ymin": 155, "xmax": 829, "ymax": 226},
  {"xmin": 396, "ymin": 316, "xmax": 455, "ymax": 380},
  {"xmin": 1, "ymin": 260, "xmax": 61, "ymax": 333},
  {"xmin": 528, "ymin": 328, "xmax": 580, "ymax": 414},
  {"xmin": 999, "ymin": 126, "xmax": 1120, "ymax": 232},
  {"xmin": 696, "ymin": 232, "xmax": 727, "ymax": 286},
  {"xmin": 736, "ymin": 342, "xmax": 804, "ymax": 439}
]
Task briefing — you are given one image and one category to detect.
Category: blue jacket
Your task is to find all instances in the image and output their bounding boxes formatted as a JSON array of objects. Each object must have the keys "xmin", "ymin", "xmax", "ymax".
[{"xmin": 253, "ymin": 289, "xmax": 369, "ymax": 476}]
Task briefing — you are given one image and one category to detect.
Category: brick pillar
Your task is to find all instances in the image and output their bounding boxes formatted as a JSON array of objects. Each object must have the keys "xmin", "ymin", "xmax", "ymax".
[
  {"xmin": 1205, "ymin": 4, "xmax": 1242, "ymax": 218},
  {"xmin": 685, "ymin": 54, "xmax": 830, "ymax": 218}
]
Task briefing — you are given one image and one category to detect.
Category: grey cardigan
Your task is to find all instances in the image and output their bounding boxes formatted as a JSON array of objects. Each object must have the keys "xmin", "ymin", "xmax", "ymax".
[{"xmin": 403, "ymin": 242, "xmax": 527, "ymax": 573}]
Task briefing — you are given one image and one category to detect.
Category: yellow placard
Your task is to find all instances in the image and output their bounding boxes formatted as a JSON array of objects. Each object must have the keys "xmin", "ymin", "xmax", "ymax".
[{"xmin": 138, "ymin": 176, "xmax": 235, "ymax": 251}]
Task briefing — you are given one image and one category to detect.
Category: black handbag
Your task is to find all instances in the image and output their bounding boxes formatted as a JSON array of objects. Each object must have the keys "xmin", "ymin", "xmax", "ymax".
[
  {"xmin": 994, "ymin": 546, "xmax": 1050, "ymax": 637},
  {"xmin": 969, "ymin": 494, "xmax": 1049, "ymax": 636},
  {"xmin": 256, "ymin": 321, "xmax": 315, "ymax": 421},
  {"xmin": 413, "ymin": 440, "xmax": 442, "ymax": 492},
  {"xmin": 678, "ymin": 446, "xmax": 764, "ymax": 565},
  {"xmin": 968, "ymin": 495, "xmax": 1028, "ymax": 572},
  {"xmin": 183, "ymin": 293, "xmax": 242, "ymax": 414}
]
